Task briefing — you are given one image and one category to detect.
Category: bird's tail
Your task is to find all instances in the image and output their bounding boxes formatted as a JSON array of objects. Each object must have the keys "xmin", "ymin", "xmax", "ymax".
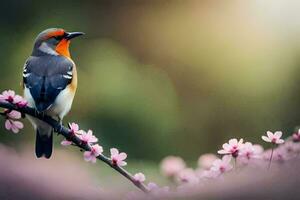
[{"xmin": 35, "ymin": 126, "xmax": 53, "ymax": 159}]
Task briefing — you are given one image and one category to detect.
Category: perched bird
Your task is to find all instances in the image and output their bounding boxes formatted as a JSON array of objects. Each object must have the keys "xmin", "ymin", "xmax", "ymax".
[{"xmin": 22, "ymin": 28, "xmax": 84, "ymax": 158}]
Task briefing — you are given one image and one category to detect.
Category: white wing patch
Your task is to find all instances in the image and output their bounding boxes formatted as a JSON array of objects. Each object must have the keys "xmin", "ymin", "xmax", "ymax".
[
  {"xmin": 23, "ymin": 61, "xmax": 31, "ymax": 78},
  {"xmin": 63, "ymin": 75, "xmax": 72, "ymax": 79}
]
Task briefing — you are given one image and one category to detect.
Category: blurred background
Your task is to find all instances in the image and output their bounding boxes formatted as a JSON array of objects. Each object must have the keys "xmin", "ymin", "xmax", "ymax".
[{"xmin": 0, "ymin": 0, "xmax": 300, "ymax": 191}]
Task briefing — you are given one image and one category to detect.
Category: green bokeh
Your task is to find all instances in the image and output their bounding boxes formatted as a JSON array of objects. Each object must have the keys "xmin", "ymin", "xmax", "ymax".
[{"xmin": 1, "ymin": 0, "xmax": 300, "ymax": 163}]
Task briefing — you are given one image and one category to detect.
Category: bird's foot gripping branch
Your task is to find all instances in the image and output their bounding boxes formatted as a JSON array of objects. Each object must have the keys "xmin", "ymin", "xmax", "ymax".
[{"xmin": 0, "ymin": 90, "xmax": 150, "ymax": 193}]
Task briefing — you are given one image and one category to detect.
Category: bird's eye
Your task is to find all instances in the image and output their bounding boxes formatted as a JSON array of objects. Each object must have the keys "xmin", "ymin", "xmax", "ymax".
[{"xmin": 54, "ymin": 36, "xmax": 63, "ymax": 40}]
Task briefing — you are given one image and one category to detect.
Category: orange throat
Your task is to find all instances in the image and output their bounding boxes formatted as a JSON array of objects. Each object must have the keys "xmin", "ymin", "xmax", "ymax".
[{"xmin": 55, "ymin": 39, "xmax": 71, "ymax": 58}]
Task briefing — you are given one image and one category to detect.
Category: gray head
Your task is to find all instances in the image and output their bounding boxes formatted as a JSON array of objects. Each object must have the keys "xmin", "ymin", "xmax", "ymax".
[{"xmin": 32, "ymin": 28, "xmax": 84, "ymax": 57}]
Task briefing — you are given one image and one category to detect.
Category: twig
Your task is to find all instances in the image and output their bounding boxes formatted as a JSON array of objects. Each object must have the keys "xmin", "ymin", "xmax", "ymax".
[
  {"xmin": 0, "ymin": 101, "xmax": 149, "ymax": 193},
  {"xmin": 268, "ymin": 145, "xmax": 274, "ymax": 170}
]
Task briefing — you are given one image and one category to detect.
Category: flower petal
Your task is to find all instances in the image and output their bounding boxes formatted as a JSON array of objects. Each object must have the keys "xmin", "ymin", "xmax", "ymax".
[
  {"xmin": 110, "ymin": 148, "xmax": 119, "ymax": 156},
  {"xmin": 229, "ymin": 138, "xmax": 238, "ymax": 145},
  {"xmin": 277, "ymin": 139, "xmax": 284, "ymax": 144},
  {"xmin": 267, "ymin": 131, "xmax": 273, "ymax": 138},
  {"xmin": 262, "ymin": 136, "xmax": 271, "ymax": 143},
  {"xmin": 13, "ymin": 121, "xmax": 23, "ymax": 129},
  {"xmin": 217, "ymin": 150, "xmax": 228, "ymax": 154},
  {"xmin": 7, "ymin": 110, "xmax": 21, "ymax": 119},
  {"xmin": 274, "ymin": 131, "xmax": 282, "ymax": 138},
  {"xmin": 119, "ymin": 152, "xmax": 127, "ymax": 160},
  {"xmin": 118, "ymin": 161, "xmax": 127, "ymax": 166},
  {"xmin": 5, "ymin": 120, "xmax": 12, "ymax": 130}
]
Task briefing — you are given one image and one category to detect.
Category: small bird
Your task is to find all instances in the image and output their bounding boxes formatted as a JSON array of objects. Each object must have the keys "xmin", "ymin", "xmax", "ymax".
[{"xmin": 22, "ymin": 28, "xmax": 84, "ymax": 158}]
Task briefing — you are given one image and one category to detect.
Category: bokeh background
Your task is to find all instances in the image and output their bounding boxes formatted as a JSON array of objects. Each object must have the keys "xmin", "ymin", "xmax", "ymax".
[{"xmin": 0, "ymin": 0, "xmax": 300, "ymax": 191}]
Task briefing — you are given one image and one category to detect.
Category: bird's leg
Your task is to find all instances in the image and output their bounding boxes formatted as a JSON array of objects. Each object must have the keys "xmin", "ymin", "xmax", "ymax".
[
  {"xmin": 58, "ymin": 116, "xmax": 63, "ymax": 125},
  {"xmin": 34, "ymin": 110, "xmax": 44, "ymax": 118},
  {"xmin": 56, "ymin": 115, "xmax": 63, "ymax": 134}
]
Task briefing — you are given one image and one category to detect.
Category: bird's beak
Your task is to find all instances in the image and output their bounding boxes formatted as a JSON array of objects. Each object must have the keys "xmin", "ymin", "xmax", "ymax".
[{"xmin": 65, "ymin": 32, "xmax": 85, "ymax": 40}]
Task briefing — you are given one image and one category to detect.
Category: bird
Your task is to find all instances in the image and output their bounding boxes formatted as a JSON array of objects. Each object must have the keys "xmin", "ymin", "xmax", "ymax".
[{"xmin": 22, "ymin": 28, "xmax": 84, "ymax": 159}]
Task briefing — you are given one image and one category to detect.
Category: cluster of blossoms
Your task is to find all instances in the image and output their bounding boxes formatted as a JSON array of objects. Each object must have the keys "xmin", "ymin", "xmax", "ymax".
[
  {"xmin": 124, "ymin": 130, "xmax": 300, "ymax": 199},
  {"xmin": 0, "ymin": 90, "xmax": 27, "ymax": 133},
  {"xmin": 61, "ymin": 122, "xmax": 151, "ymax": 190},
  {"xmin": 61, "ymin": 123, "xmax": 129, "ymax": 165}
]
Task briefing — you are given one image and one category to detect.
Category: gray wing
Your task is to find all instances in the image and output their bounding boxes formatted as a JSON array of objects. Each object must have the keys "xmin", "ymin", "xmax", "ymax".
[{"xmin": 23, "ymin": 55, "xmax": 74, "ymax": 111}]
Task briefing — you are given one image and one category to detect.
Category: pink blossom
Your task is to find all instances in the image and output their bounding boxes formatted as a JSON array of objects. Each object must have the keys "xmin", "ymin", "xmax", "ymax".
[
  {"xmin": 110, "ymin": 148, "xmax": 127, "ymax": 166},
  {"xmin": 292, "ymin": 129, "xmax": 300, "ymax": 142},
  {"xmin": 68, "ymin": 122, "xmax": 80, "ymax": 134},
  {"xmin": 13, "ymin": 95, "xmax": 28, "ymax": 107},
  {"xmin": 176, "ymin": 168, "xmax": 199, "ymax": 184},
  {"xmin": 276, "ymin": 141, "xmax": 298, "ymax": 160},
  {"xmin": 5, "ymin": 119, "xmax": 24, "ymax": 133},
  {"xmin": 0, "ymin": 90, "xmax": 15, "ymax": 103},
  {"xmin": 133, "ymin": 172, "xmax": 146, "ymax": 183},
  {"xmin": 197, "ymin": 153, "xmax": 218, "ymax": 169},
  {"xmin": 83, "ymin": 144, "xmax": 103, "ymax": 163},
  {"xmin": 5, "ymin": 110, "xmax": 21, "ymax": 119},
  {"xmin": 217, "ymin": 138, "xmax": 244, "ymax": 157},
  {"xmin": 262, "ymin": 131, "xmax": 284, "ymax": 144},
  {"xmin": 61, "ymin": 123, "xmax": 82, "ymax": 146},
  {"xmin": 210, "ymin": 155, "xmax": 233, "ymax": 175},
  {"xmin": 238, "ymin": 142, "xmax": 263, "ymax": 163},
  {"xmin": 79, "ymin": 130, "xmax": 98, "ymax": 144},
  {"xmin": 160, "ymin": 156, "xmax": 186, "ymax": 177},
  {"xmin": 0, "ymin": 90, "xmax": 28, "ymax": 107},
  {"xmin": 3, "ymin": 110, "xmax": 23, "ymax": 133}
]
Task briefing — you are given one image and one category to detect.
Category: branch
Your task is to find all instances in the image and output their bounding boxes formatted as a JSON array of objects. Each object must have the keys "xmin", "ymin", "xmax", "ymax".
[{"xmin": 0, "ymin": 101, "xmax": 149, "ymax": 193}]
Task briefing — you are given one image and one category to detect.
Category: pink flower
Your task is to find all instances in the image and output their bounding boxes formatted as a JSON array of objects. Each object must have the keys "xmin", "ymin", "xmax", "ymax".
[
  {"xmin": 5, "ymin": 119, "xmax": 24, "ymax": 133},
  {"xmin": 239, "ymin": 142, "xmax": 263, "ymax": 163},
  {"xmin": 5, "ymin": 110, "xmax": 21, "ymax": 119},
  {"xmin": 160, "ymin": 156, "xmax": 186, "ymax": 177},
  {"xmin": 217, "ymin": 138, "xmax": 244, "ymax": 157},
  {"xmin": 262, "ymin": 131, "xmax": 284, "ymax": 144},
  {"xmin": 176, "ymin": 168, "xmax": 199, "ymax": 184},
  {"xmin": 68, "ymin": 122, "xmax": 80, "ymax": 134},
  {"xmin": 79, "ymin": 130, "xmax": 98, "ymax": 144},
  {"xmin": 13, "ymin": 95, "xmax": 28, "ymax": 107},
  {"xmin": 292, "ymin": 129, "xmax": 300, "ymax": 142},
  {"xmin": 110, "ymin": 148, "xmax": 127, "ymax": 166},
  {"xmin": 0, "ymin": 90, "xmax": 15, "ymax": 103},
  {"xmin": 197, "ymin": 153, "xmax": 218, "ymax": 170},
  {"xmin": 61, "ymin": 123, "xmax": 82, "ymax": 146},
  {"xmin": 210, "ymin": 155, "xmax": 233, "ymax": 175},
  {"xmin": 0, "ymin": 90, "xmax": 28, "ymax": 107},
  {"xmin": 83, "ymin": 144, "xmax": 103, "ymax": 163},
  {"xmin": 3, "ymin": 110, "xmax": 23, "ymax": 133},
  {"xmin": 276, "ymin": 141, "xmax": 298, "ymax": 160},
  {"xmin": 133, "ymin": 172, "xmax": 146, "ymax": 183}
]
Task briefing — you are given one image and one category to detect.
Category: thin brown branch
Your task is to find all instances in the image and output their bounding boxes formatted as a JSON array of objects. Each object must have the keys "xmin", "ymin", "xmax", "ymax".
[{"xmin": 0, "ymin": 101, "xmax": 149, "ymax": 193}]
